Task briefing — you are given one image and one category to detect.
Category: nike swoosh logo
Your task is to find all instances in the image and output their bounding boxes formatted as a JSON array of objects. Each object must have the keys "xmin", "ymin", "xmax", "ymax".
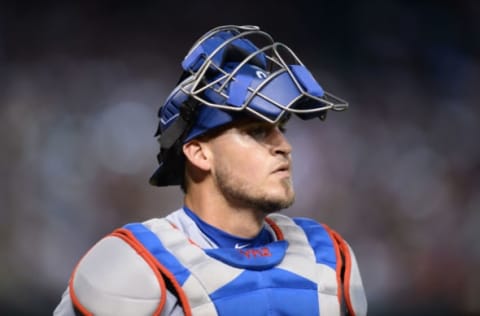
[{"xmin": 234, "ymin": 243, "xmax": 250, "ymax": 249}]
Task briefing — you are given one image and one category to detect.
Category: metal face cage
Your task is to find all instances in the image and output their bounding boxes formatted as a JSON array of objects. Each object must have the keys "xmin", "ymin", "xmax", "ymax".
[{"xmin": 178, "ymin": 25, "xmax": 348, "ymax": 124}]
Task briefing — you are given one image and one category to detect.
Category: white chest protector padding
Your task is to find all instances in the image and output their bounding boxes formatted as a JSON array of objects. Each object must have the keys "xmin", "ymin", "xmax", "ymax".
[{"xmin": 71, "ymin": 236, "xmax": 163, "ymax": 316}]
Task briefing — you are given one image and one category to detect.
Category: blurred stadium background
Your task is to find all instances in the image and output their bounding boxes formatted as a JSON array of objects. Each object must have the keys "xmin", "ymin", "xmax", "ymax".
[{"xmin": 1, "ymin": 1, "xmax": 479, "ymax": 315}]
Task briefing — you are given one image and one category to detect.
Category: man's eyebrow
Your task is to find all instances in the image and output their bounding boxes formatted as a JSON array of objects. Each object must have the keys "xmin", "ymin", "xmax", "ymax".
[{"xmin": 278, "ymin": 124, "xmax": 287, "ymax": 133}]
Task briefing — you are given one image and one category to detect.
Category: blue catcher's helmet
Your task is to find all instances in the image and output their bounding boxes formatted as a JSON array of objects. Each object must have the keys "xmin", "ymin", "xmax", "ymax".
[{"xmin": 150, "ymin": 25, "xmax": 348, "ymax": 186}]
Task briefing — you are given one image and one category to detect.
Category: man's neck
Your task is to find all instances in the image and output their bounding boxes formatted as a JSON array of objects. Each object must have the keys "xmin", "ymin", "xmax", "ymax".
[{"xmin": 184, "ymin": 191, "xmax": 265, "ymax": 239}]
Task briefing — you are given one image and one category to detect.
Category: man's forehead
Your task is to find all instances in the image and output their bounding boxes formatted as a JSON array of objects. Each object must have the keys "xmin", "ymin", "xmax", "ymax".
[
  {"xmin": 190, "ymin": 112, "xmax": 290, "ymax": 142},
  {"xmin": 224, "ymin": 116, "xmax": 288, "ymax": 130}
]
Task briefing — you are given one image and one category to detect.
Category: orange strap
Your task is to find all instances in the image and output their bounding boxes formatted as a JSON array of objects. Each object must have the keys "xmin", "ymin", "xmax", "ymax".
[
  {"xmin": 322, "ymin": 224, "xmax": 355, "ymax": 316},
  {"xmin": 264, "ymin": 217, "xmax": 285, "ymax": 240}
]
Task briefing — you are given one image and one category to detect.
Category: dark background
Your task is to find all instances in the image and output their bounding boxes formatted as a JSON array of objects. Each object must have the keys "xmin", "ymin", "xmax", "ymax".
[{"xmin": 1, "ymin": 1, "xmax": 479, "ymax": 315}]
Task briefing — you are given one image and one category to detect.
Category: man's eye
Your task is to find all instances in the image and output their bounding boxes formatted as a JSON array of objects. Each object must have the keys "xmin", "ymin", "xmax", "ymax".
[{"xmin": 247, "ymin": 126, "xmax": 269, "ymax": 139}]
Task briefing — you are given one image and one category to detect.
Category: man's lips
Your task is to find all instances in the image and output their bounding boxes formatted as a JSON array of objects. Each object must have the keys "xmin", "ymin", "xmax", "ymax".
[{"xmin": 273, "ymin": 163, "xmax": 291, "ymax": 174}]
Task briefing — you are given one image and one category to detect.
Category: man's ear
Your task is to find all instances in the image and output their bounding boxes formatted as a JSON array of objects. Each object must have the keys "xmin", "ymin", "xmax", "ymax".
[{"xmin": 182, "ymin": 140, "xmax": 211, "ymax": 171}]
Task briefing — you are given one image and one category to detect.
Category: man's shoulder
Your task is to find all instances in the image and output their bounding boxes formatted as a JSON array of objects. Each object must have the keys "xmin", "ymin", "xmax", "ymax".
[
  {"xmin": 266, "ymin": 213, "xmax": 328, "ymax": 231},
  {"xmin": 266, "ymin": 213, "xmax": 346, "ymax": 250},
  {"xmin": 69, "ymin": 231, "xmax": 165, "ymax": 315}
]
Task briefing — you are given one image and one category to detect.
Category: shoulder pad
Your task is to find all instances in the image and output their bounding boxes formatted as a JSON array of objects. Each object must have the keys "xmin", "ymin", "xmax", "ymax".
[
  {"xmin": 342, "ymin": 242, "xmax": 368, "ymax": 316},
  {"xmin": 70, "ymin": 235, "xmax": 165, "ymax": 315}
]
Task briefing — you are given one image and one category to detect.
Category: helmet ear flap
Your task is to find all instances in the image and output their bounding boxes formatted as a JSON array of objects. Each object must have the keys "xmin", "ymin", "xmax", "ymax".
[
  {"xmin": 155, "ymin": 77, "xmax": 200, "ymax": 149},
  {"xmin": 150, "ymin": 77, "xmax": 201, "ymax": 187}
]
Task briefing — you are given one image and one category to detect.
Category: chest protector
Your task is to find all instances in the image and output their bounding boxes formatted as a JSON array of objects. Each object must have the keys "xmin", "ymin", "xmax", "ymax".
[{"xmin": 111, "ymin": 214, "xmax": 360, "ymax": 316}]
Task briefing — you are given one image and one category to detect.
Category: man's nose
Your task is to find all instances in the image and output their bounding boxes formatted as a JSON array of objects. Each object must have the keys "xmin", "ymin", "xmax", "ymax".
[{"xmin": 270, "ymin": 127, "xmax": 292, "ymax": 156}]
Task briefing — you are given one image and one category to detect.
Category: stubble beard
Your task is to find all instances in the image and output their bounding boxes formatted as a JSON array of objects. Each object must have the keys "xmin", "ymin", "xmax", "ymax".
[{"xmin": 215, "ymin": 167, "xmax": 295, "ymax": 214}]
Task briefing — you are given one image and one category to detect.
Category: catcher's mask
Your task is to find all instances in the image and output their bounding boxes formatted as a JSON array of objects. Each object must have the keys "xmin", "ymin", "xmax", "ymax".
[{"xmin": 150, "ymin": 25, "xmax": 348, "ymax": 186}]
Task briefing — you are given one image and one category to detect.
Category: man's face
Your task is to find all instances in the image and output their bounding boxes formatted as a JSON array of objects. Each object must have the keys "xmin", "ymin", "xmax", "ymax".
[{"xmin": 207, "ymin": 120, "xmax": 295, "ymax": 213}]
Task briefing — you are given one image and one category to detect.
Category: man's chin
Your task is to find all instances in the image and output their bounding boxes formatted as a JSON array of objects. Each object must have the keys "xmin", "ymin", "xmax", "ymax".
[
  {"xmin": 261, "ymin": 194, "xmax": 295, "ymax": 214},
  {"xmin": 270, "ymin": 187, "xmax": 295, "ymax": 206}
]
